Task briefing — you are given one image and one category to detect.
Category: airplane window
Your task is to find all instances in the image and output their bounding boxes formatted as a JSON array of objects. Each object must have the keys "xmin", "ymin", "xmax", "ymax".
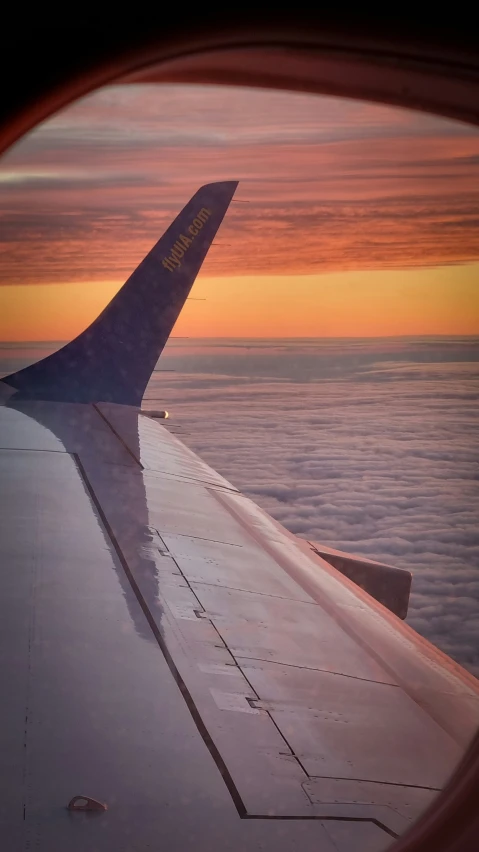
[{"xmin": 0, "ymin": 83, "xmax": 478, "ymax": 850}]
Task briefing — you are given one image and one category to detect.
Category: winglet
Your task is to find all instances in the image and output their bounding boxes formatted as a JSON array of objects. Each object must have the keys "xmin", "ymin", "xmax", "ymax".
[{"xmin": 2, "ymin": 181, "xmax": 238, "ymax": 405}]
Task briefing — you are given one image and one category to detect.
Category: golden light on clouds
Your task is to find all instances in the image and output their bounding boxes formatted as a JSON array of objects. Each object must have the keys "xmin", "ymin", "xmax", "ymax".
[{"xmin": 0, "ymin": 84, "xmax": 478, "ymax": 339}]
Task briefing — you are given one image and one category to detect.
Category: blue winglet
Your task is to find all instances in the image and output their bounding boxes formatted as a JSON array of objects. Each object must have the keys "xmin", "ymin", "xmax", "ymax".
[{"xmin": 2, "ymin": 181, "xmax": 238, "ymax": 405}]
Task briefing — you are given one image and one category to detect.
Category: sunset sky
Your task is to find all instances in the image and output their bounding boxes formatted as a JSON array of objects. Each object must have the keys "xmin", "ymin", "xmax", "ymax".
[{"xmin": 1, "ymin": 83, "xmax": 478, "ymax": 340}]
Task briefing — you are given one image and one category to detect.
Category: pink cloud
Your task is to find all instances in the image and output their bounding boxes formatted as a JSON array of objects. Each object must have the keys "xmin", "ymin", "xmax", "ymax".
[{"xmin": 1, "ymin": 84, "xmax": 478, "ymax": 285}]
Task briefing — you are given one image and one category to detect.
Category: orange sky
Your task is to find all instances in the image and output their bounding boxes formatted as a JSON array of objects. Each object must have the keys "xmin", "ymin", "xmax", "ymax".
[
  {"xmin": 1, "ymin": 264, "xmax": 478, "ymax": 341},
  {"xmin": 0, "ymin": 84, "xmax": 478, "ymax": 339}
]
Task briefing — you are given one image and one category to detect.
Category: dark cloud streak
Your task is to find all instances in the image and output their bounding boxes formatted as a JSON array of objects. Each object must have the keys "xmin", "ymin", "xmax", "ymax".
[{"xmin": 1, "ymin": 84, "xmax": 478, "ymax": 285}]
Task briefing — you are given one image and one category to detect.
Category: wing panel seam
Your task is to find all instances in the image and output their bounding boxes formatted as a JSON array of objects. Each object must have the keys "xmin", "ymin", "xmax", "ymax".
[
  {"xmin": 92, "ymin": 404, "xmax": 144, "ymax": 469},
  {"xmin": 72, "ymin": 453, "xmax": 247, "ymax": 818},
  {"xmin": 233, "ymin": 654, "xmax": 401, "ymax": 687}
]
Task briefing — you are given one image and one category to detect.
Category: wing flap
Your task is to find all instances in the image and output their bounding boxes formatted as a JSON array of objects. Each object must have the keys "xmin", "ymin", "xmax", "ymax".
[{"xmin": 309, "ymin": 541, "xmax": 412, "ymax": 619}]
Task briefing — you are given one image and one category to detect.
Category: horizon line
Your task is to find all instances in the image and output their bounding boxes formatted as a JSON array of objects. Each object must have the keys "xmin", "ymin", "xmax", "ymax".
[{"xmin": 1, "ymin": 333, "xmax": 479, "ymax": 346}]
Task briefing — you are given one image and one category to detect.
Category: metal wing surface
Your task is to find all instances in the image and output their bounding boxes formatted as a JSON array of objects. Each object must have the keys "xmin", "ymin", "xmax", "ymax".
[{"xmin": 1, "ymin": 399, "xmax": 478, "ymax": 852}]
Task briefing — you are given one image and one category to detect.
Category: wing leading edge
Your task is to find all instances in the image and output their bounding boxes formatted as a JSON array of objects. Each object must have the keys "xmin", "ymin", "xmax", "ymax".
[{"xmin": 1, "ymin": 181, "xmax": 238, "ymax": 405}]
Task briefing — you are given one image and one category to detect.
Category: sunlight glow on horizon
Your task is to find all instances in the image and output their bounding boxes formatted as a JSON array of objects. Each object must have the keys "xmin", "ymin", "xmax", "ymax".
[{"xmin": 1, "ymin": 263, "xmax": 478, "ymax": 341}]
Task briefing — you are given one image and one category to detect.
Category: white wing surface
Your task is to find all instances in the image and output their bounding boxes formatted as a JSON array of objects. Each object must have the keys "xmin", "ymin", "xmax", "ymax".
[{"xmin": 1, "ymin": 399, "xmax": 478, "ymax": 852}]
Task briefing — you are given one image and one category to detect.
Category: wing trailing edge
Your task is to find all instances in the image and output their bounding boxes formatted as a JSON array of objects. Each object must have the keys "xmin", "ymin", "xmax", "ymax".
[{"xmin": 2, "ymin": 181, "xmax": 238, "ymax": 405}]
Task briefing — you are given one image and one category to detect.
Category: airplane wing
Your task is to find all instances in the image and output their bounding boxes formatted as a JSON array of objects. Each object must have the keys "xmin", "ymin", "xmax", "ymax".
[{"xmin": 1, "ymin": 186, "xmax": 478, "ymax": 852}]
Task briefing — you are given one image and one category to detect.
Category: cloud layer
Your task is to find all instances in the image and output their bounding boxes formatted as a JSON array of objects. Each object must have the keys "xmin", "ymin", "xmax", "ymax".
[{"xmin": 144, "ymin": 336, "xmax": 479, "ymax": 677}]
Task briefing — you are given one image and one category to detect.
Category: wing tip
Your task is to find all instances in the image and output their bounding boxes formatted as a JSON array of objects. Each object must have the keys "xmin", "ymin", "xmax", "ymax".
[
  {"xmin": 2, "ymin": 181, "xmax": 238, "ymax": 405},
  {"xmin": 199, "ymin": 179, "xmax": 239, "ymax": 193}
]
